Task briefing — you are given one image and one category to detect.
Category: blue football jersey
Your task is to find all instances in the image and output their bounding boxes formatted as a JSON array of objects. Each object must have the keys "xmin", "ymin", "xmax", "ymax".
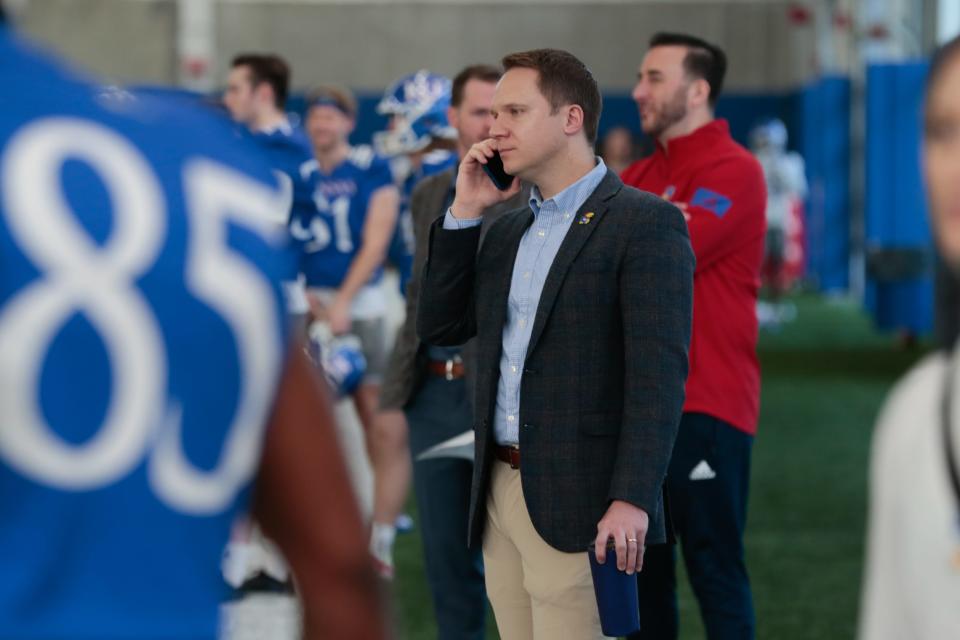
[
  {"xmin": 246, "ymin": 123, "xmax": 317, "ymax": 282},
  {"xmin": 294, "ymin": 145, "xmax": 395, "ymax": 289},
  {"xmin": 249, "ymin": 124, "xmax": 316, "ymax": 227},
  {"xmin": 0, "ymin": 27, "xmax": 289, "ymax": 639},
  {"xmin": 388, "ymin": 149, "xmax": 457, "ymax": 295}
]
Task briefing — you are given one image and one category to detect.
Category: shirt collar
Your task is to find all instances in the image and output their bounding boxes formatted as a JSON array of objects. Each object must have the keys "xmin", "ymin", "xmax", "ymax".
[
  {"xmin": 257, "ymin": 118, "xmax": 293, "ymax": 136},
  {"xmin": 529, "ymin": 157, "xmax": 607, "ymax": 217},
  {"xmin": 656, "ymin": 119, "xmax": 730, "ymax": 158}
]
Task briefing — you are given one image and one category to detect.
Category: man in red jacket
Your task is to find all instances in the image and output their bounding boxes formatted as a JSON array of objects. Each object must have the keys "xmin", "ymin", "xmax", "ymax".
[{"xmin": 621, "ymin": 32, "xmax": 766, "ymax": 640}]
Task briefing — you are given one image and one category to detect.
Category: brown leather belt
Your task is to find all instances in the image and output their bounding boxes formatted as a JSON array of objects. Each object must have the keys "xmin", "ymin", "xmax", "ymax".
[
  {"xmin": 426, "ymin": 357, "xmax": 465, "ymax": 380},
  {"xmin": 494, "ymin": 445, "xmax": 521, "ymax": 469}
]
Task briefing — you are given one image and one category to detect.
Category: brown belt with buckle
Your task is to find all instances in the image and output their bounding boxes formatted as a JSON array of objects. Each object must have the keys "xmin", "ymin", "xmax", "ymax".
[
  {"xmin": 494, "ymin": 445, "xmax": 521, "ymax": 469},
  {"xmin": 426, "ymin": 356, "xmax": 465, "ymax": 380}
]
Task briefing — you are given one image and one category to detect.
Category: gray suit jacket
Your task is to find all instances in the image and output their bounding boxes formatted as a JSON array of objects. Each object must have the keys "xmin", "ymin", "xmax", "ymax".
[
  {"xmin": 417, "ymin": 170, "xmax": 694, "ymax": 552},
  {"xmin": 380, "ymin": 166, "xmax": 528, "ymax": 411}
]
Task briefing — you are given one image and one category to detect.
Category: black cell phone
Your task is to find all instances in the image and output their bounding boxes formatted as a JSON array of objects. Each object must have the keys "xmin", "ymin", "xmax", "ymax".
[{"xmin": 481, "ymin": 151, "xmax": 515, "ymax": 191}]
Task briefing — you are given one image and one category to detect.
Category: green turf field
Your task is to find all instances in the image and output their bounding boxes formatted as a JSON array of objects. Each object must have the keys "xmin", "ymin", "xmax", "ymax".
[{"xmin": 388, "ymin": 294, "xmax": 929, "ymax": 639}]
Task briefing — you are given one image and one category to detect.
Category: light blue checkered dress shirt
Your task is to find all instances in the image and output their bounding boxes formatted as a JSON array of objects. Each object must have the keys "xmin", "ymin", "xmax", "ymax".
[{"xmin": 443, "ymin": 158, "xmax": 608, "ymax": 444}]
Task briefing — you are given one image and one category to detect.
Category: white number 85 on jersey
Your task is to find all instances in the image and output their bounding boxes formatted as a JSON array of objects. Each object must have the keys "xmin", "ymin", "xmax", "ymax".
[{"xmin": 0, "ymin": 117, "xmax": 286, "ymax": 516}]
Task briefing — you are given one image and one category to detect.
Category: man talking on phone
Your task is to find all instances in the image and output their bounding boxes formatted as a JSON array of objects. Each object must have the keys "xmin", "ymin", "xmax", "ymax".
[{"xmin": 417, "ymin": 48, "xmax": 694, "ymax": 639}]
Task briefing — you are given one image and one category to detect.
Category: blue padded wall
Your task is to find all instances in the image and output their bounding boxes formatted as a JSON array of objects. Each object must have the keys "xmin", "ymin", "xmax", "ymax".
[{"xmin": 863, "ymin": 62, "xmax": 933, "ymax": 334}]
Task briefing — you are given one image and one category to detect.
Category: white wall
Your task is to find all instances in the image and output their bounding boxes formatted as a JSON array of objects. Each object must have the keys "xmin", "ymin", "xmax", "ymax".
[
  {"xmin": 15, "ymin": 0, "xmax": 177, "ymax": 84},
  {"xmin": 14, "ymin": 0, "xmax": 825, "ymax": 91}
]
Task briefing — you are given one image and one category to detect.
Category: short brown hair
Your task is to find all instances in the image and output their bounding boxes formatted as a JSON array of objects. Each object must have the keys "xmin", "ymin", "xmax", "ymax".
[
  {"xmin": 231, "ymin": 54, "xmax": 290, "ymax": 109},
  {"xmin": 305, "ymin": 84, "xmax": 358, "ymax": 119},
  {"xmin": 451, "ymin": 64, "xmax": 502, "ymax": 108},
  {"xmin": 501, "ymin": 49, "xmax": 602, "ymax": 144},
  {"xmin": 649, "ymin": 33, "xmax": 727, "ymax": 107}
]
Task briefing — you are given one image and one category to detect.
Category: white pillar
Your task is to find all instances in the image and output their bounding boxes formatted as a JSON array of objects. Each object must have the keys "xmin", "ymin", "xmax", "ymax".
[{"xmin": 177, "ymin": 0, "xmax": 216, "ymax": 92}]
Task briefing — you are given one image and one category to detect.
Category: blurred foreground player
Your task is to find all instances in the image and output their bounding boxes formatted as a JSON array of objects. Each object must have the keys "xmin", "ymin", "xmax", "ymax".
[{"xmin": 0, "ymin": 18, "xmax": 384, "ymax": 640}]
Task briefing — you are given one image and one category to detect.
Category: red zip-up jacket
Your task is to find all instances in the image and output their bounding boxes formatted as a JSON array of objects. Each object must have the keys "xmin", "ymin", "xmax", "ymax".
[{"xmin": 622, "ymin": 119, "xmax": 766, "ymax": 435}]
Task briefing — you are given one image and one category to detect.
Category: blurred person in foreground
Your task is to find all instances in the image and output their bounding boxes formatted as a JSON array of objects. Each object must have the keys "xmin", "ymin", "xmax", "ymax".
[
  {"xmin": 297, "ymin": 85, "xmax": 405, "ymax": 578},
  {"xmin": 0, "ymin": 14, "xmax": 385, "ymax": 639},
  {"xmin": 858, "ymin": 34, "xmax": 960, "ymax": 640},
  {"xmin": 417, "ymin": 48, "xmax": 693, "ymax": 639},
  {"xmin": 621, "ymin": 32, "xmax": 766, "ymax": 640},
  {"xmin": 380, "ymin": 63, "xmax": 528, "ymax": 638}
]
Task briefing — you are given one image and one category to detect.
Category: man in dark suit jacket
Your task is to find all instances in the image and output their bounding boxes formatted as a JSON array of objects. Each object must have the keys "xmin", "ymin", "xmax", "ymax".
[
  {"xmin": 380, "ymin": 63, "xmax": 528, "ymax": 639},
  {"xmin": 417, "ymin": 49, "xmax": 694, "ymax": 639}
]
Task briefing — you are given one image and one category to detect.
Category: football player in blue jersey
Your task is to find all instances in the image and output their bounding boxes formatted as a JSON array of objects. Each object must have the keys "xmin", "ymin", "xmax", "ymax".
[
  {"xmin": 224, "ymin": 53, "xmax": 316, "ymax": 319},
  {"xmin": 297, "ymin": 85, "xmax": 410, "ymax": 578},
  {"xmin": 375, "ymin": 70, "xmax": 459, "ymax": 296},
  {"xmin": 0, "ymin": 16, "xmax": 384, "ymax": 639},
  {"xmin": 371, "ymin": 71, "xmax": 461, "ymax": 575},
  {"xmin": 222, "ymin": 51, "xmax": 326, "ymax": 594}
]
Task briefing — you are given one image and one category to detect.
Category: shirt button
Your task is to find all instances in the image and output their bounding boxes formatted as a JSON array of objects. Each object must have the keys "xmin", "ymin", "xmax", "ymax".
[
  {"xmin": 564, "ymin": 213, "xmax": 570, "ymax": 219},
  {"xmin": 537, "ymin": 230, "xmax": 545, "ymax": 237},
  {"xmin": 511, "ymin": 365, "xmax": 517, "ymax": 373},
  {"xmin": 507, "ymin": 415, "xmax": 515, "ymax": 422},
  {"xmin": 519, "ymin": 318, "xmax": 527, "ymax": 328},
  {"xmin": 523, "ymin": 271, "xmax": 531, "ymax": 279}
]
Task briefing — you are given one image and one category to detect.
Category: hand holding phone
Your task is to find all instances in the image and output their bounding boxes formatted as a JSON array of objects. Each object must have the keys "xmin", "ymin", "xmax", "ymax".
[{"xmin": 450, "ymin": 139, "xmax": 520, "ymax": 220}]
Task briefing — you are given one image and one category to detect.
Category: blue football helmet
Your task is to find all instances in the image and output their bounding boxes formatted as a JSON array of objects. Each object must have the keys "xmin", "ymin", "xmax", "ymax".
[
  {"xmin": 307, "ymin": 322, "xmax": 367, "ymax": 397},
  {"xmin": 750, "ymin": 118, "xmax": 788, "ymax": 152},
  {"xmin": 374, "ymin": 70, "xmax": 457, "ymax": 156}
]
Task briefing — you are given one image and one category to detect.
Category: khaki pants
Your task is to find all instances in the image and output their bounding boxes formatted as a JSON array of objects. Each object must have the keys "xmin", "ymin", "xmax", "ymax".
[{"xmin": 483, "ymin": 462, "xmax": 611, "ymax": 640}]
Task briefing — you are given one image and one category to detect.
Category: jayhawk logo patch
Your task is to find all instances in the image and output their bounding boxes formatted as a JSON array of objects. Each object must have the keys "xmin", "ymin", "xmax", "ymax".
[{"xmin": 690, "ymin": 187, "xmax": 733, "ymax": 218}]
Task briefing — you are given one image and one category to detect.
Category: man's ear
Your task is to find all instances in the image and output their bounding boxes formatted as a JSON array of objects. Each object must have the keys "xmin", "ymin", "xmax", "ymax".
[
  {"xmin": 447, "ymin": 104, "xmax": 460, "ymax": 132},
  {"xmin": 255, "ymin": 82, "xmax": 274, "ymax": 107},
  {"xmin": 564, "ymin": 104, "xmax": 585, "ymax": 137},
  {"xmin": 689, "ymin": 78, "xmax": 711, "ymax": 109}
]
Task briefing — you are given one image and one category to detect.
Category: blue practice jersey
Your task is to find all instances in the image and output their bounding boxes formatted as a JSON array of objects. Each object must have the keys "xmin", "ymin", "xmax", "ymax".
[
  {"xmin": 387, "ymin": 149, "xmax": 457, "ymax": 295},
  {"xmin": 0, "ymin": 27, "xmax": 290, "ymax": 639},
  {"xmin": 248, "ymin": 123, "xmax": 317, "ymax": 280},
  {"xmin": 293, "ymin": 145, "xmax": 394, "ymax": 289}
]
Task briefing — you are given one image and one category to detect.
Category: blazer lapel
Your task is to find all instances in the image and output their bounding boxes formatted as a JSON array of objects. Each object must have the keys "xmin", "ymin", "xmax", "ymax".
[{"xmin": 526, "ymin": 170, "xmax": 622, "ymax": 358}]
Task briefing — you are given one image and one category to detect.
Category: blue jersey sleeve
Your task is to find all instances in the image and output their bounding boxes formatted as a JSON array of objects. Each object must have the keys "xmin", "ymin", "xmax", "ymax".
[{"xmin": 370, "ymin": 156, "xmax": 395, "ymax": 193}]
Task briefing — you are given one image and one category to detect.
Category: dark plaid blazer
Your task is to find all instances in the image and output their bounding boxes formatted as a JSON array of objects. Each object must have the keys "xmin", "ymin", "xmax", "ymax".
[{"xmin": 416, "ymin": 169, "xmax": 694, "ymax": 552}]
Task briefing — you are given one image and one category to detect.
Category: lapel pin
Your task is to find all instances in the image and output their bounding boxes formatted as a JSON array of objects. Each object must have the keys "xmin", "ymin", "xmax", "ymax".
[{"xmin": 578, "ymin": 212, "xmax": 595, "ymax": 225}]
